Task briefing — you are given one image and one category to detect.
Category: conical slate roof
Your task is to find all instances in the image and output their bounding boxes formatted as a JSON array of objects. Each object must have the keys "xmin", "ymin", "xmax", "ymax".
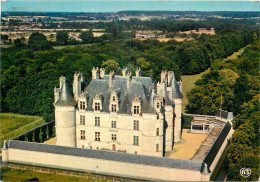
[{"xmin": 55, "ymin": 80, "xmax": 77, "ymax": 107}]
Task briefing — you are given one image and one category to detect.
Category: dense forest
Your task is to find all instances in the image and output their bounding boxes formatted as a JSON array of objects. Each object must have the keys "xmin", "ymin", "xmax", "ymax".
[{"xmin": 186, "ymin": 41, "xmax": 259, "ymax": 181}]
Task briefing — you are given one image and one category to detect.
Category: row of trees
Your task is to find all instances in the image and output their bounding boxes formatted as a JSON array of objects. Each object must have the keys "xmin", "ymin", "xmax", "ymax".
[{"xmin": 186, "ymin": 41, "xmax": 259, "ymax": 181}]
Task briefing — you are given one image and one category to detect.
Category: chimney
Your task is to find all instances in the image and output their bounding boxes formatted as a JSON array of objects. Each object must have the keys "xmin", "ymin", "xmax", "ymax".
[
  {"xmin": 109, "ymin": 70, "xmax": 114, "ymax": 88},
  {"xmin": 135, "ymin": 67, "xmax": 141, "ymax": 77},
  {"xmin": 167, "ymin": 71, "xmax": 174, "ymax": 86},
  {"xmin": 100, "ymin": 68, "xmax": 105, "ymax": 78},
  {"xmin": 126, "ymin": 71, "xmax": 131, "ymax": 89},
  {"xmin": 161, "ymin": 70, "xmax": 167, "ymax": 83},
  {"xmin": 59, "ymin": 76, "xmax": 66, "ymax": 88},
  {"xmin": 122, "ymin": 67, "xmax": 127, "ymax": 77},
  {"xmin": 92, "ymin": 67, "xmax": 99, "ymax": 80}
]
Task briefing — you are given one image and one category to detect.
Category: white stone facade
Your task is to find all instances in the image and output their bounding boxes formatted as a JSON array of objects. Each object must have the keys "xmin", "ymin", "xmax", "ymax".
[{"xmin": 54, "ymin": 67, "xmax": 183, "ymax": 157}]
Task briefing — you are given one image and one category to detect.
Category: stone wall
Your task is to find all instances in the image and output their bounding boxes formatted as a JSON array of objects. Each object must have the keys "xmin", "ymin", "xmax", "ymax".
[{"xmin": 2, "ymin": 140, "xmax": 209, "ymax": 181}]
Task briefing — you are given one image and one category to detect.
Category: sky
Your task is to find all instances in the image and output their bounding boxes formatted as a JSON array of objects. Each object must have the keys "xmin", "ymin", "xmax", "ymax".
[{"xmin": 1, "ymin": 0, "xmax": 260, "ymax": 12}]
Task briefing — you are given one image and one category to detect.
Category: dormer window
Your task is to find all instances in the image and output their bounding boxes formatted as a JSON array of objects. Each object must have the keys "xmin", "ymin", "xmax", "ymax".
[
  {"xmin": 134, "ymin": 106, "xmax": 139, "ymax": 114},
  {"xmin": 111, "ymin": 104, "xmax": 117, "ymax": 112},
  {"xmin": 132, "ymin": 97, "xmax": 141, "ymax": 115},
  {"xmin": 95, "ymin": 102, "xmax": 100, "ymax": 111},
  {"xmin": 80, "ymin": 101, "xmax": 85, "ymax": 110},
  {"xmin": 93, "ymin": 94, "xmax": 102, "ymax": 111},
  {"xmin": 110, "ymin": 91, "xmax": 119, "ymax": 113}
]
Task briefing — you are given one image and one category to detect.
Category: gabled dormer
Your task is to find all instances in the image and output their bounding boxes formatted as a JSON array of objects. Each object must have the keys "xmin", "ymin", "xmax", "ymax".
[
  {"xmin": 78, "ymin": 93, "xmax": 88, "ymax": 111},
  {"xmin": 110, "ymin": 91, "xmax": 119, "ymax": 113},
  {"xmin": 132, "ymin": 97, "xmax": 142, "ymax": 115},
  {"xmin": 93, "ymin": 94, "xmax": 103, "ymax": 112}
]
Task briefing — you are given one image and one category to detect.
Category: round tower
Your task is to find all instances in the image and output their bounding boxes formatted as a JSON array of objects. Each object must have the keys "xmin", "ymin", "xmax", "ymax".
[{"xmin": 54, "ymin": 76, "xmax": 77, "ymax": 147}]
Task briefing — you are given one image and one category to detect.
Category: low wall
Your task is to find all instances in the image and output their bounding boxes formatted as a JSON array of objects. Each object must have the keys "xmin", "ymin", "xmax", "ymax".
[
  {"xmin": 203, "ymin": 122, "xmax": 233, "ymax": 174},
  {"xmin": 2, "ymin": 140, "xmax": 209, "ymax": 181}
]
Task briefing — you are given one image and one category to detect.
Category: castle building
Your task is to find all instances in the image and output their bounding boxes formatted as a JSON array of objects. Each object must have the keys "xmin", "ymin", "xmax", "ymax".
[{"xmin": 54, "ymin": 67, "xmax": 182, "ymax": 157}]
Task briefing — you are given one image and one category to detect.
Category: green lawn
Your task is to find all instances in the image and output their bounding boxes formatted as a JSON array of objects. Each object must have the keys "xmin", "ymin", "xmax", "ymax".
[
  {"xmin": 1, "ymin": 167, "xmax": 101, "ymax": 181},
  {"xmin": 181, "ymin": 68, "xmax": 210, "ymax": 112},
  {"xmin": 223, "ymin": 46, "xmax": 246, "ymax": 61},
  {"xmin": 0, "ymin": 113, "xmax": 46, "ymax": 146}
]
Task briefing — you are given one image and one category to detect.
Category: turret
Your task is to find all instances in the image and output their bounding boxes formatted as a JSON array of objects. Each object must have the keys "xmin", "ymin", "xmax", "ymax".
[{"xmin": 54, "ymin": 76, "xmax": 77, "ymax": 147}]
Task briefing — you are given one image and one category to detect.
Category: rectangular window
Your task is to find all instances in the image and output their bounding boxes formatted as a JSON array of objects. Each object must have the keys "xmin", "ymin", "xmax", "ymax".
[
  {"xmin": 80, "ymin": 115, "xmax": 85, "ymax": 125},
  {"xmin": 113, "ymin": 96, "xmax": 116, "ymax": 101},
  {"xmin": 134, "ymin": 105, "xmax": 139, "ymax": 114},
  {"xmin": 111, "ymin": 121, "xmax": 116, "ymax": 128},
  {"xmin": 111, "ymin": 104, "xmax": 117, "ymax": 112},
  {"xmin": 156, "ymin": 143, "xmax": 159, "ymax": 152},
  {"xmin": 95, "ymin": 102, "xmax": 100, "ymax": 111},
  {"xmin": 156, "ymin": 128, "xmax": 159, "ymax": 136},
  {"xmin": 80, "ymin": 130, "xmax": 85, "ymax": 140},
  {"xmin": 157, "ymin": 114, "xmax": 159, "ymax": 120},
  {"xmin": 133, "ymin": 136, "xmax": 139, "ymax": 146},
  {"xmin": 133, "ymin": 120, "xmax": 139, "ymax": 130},
  {"xmin": 80, "ymin": 101, "xmax": 86, "ymax": 110},
  {"xmin": 95, "ymin": 132, "xmax": 100, "ymax": 141},
  {"xmin": 95, "ymin": 117, "xmax": 100, "ymax": 127},
  {"xmin": 112, "ymin": 134, "xmax": 117, "ymax": 141}
]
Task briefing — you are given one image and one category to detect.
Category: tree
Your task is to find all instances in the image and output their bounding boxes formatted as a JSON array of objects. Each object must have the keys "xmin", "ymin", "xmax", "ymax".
[
  {"xmin": 28, "ymin": 32, "xmax": 52, "ymax": 51},
  {"xmin": 101, "ymin": 59, "xmax": 121, "ymax": 74},
  {"xmin": 14, "ymin": 38, "xmax": 22, "ymax": 47},
  {"xmin": 1, "ymin": 34, "xmax": 8, "ymax": 41},
  {"xmin": 39, "ymin": 128, "xmax": 43, "ymax": 143},
  {"xmin": 46, "ymin": 125, "xmax": 50, "ymax": 139},
  {"xmin": 56, "ymin": 30, "xmax": 69, "ymax": 45},
  {"xmin": 80, "ymin": 30, "xmax": 94, "ymax": 44},
  {"xmin": 32, "ymin": 131, "xmax": 35, "ymax": 142}
]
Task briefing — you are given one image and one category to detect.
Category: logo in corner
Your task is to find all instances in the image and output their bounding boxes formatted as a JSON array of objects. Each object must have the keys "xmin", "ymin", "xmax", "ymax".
[{"xmin": 240, "ymin": 168, "xmax": 251, "ymax": 178}]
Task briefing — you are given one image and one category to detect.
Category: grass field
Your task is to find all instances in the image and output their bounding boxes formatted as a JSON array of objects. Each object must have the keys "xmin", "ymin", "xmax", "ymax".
[
  {"xmin": 1, "ymin": 167, "xmax": 100, "ymax": 181},
  {"xmin": 181, "ymin": 68, "xmax": 210, "ymax": 112},
  {"xmin": 0, "ymin": 113, "xmax": 46, "ymax": 146},
  {"xmin": 223, "ymin": 46, "xmax": 246, "ymax": 61}
]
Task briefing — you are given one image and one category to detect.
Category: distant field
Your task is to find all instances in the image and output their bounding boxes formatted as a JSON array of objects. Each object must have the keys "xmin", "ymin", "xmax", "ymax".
[
  {"xmin": 1, "ymin": 167, "xmax": 96, "ymax": 181},
  {"xmin": 0, "ymin": 113, "xmax": 45, "ymax": 146},
  {"xmin": 181, "ymin": 69, "xmax": 210, "ymax": 112}
]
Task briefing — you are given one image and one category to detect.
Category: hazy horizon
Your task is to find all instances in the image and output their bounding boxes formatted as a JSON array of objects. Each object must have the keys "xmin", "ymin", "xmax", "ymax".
[{"xmin": 2, "ymin": 1, "xmax": 260, "ymax": 12}]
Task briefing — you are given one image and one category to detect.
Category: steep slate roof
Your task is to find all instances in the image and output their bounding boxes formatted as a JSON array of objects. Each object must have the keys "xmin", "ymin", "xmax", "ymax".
[
  {"xmin": 169, "ymin": 76, "xmax": 183, "ymax": 99},
  {"xmin": 84, "ymin": 75, "xmax": 157, "ymax": 114},
  {"xmin": 55, "ymin": 81, "xmax": 77, "ymax": 107},
  {"xmin": 5, "ymin": 140, "xmax": 204, "ymax": 172},
  {"xmin": 216, "ymin": 110, "xmax": 234, "ymax": 119}
]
